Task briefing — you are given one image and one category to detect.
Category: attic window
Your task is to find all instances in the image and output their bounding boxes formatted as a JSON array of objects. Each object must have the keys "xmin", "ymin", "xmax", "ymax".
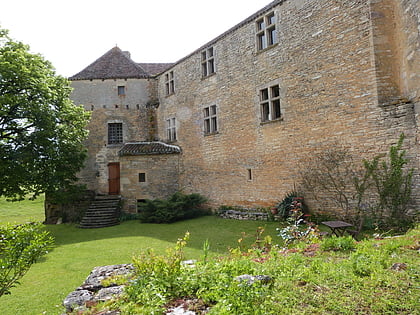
[{"xmin": 118, "ymin": 86, "xmax": 125, "ymax": 96}]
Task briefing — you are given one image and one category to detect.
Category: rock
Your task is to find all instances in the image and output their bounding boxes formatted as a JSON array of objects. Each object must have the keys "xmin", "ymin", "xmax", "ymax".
[
  {"xmin": 79, "ymin": 264, "xmax": 133, "ymax": 290},
  {"xmin": 63, "ymin": 264, "xmax": 133, "ymax": 312},
  {"xmin": 63, "ymin": 290, "xmax": 93, "ymax": 312},
  {"xmin": 95, "ymin": 286, "xmax": 126, "ymax": 302},
  {"xmin": 390, "ymin": 262, "xmax": 407, "ymax": 271}
]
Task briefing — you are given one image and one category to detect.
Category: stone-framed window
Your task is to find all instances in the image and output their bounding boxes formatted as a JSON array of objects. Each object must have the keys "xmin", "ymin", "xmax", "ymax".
[
  {"xmin": 165, "ymin": 71, "xmax": 175, "ymax": 95},
  {"xmin": 108, "ymin": 122, "xmax": 123, "ymax": 144},
  {"xmin": 256, "ymin": 12, "xmax": 277, "ymax": 51},
  {"xmin": 201, "ymin": 47, "xmax": 215, "ymax": 77},
  {"xmin": 138, "ymin": 173, "xmax": 146, "ymax": 183},
  {"xmin": 204, "ymin": 105, "xmax": 218, "ymax": 134},
  {"xmin": 117, "ymin": 86, "xmax": 125, "ymax": 96},
  {"xmin": 166, "ymin": 117, "xmax": 177, "ymax": 142},
  {"xmin": 260, "ymin": 85, "xmax": 281, "ymax": 122}
]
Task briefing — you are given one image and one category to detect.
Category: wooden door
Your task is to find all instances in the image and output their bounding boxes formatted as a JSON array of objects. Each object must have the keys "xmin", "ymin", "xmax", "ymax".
[{"xmin": 108, "ymin": 162, "xmax": 120, "ymax": 195}]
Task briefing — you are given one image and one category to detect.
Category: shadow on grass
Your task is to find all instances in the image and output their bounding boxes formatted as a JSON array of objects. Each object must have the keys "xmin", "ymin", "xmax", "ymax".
[{"xmin": 46, "ymin": 216, "xmax": 282, "ymax": 253}]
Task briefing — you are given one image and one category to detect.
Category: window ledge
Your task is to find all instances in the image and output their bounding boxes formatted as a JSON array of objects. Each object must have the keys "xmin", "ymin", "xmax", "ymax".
[
  {"xmin": 165, "ymin": 92, "xmax": 175, "ymax": 98},
  {"xmin": 256, "ymin": 42, "xmax": 279, "ymax": 55},
  {"xmin": 204, "ymin": 131, "xmax": 219, "ymax": 137},
  {"xmin": 201, "ymin": 72, "xmax": 216, "ymax": 80},
  {"xmin": 260, "ymin": 117, "xmax": 283, "ymax": 125}
]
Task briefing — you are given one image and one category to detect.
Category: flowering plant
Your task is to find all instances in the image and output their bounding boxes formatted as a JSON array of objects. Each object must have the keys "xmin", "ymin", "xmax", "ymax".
[{"xmin": 277, "ymin": 197, "xmax": 319, "ymax": 246}]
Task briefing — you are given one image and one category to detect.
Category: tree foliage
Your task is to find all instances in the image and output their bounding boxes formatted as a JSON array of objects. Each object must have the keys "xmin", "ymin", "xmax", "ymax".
[
  {"xmin": 0, "ymin": 222, "xmax": 54, "ymax": 297},
  {"xmin": 0, "ymin": 28, "xmax": 90, "ymax": 201}
]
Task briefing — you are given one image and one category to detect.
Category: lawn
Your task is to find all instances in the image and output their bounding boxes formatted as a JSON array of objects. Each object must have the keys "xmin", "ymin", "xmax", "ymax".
[{"xmin": 0, "ymin": 197, "xmax": 280, "ymax": 314}]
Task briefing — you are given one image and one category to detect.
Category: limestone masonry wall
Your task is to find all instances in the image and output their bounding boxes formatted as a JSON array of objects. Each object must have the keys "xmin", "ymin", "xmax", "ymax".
[
  {"xmin": 157, "ymin": 0, "xmax": 419, "ymax": 213},
  {"xmin": 68, "ymin": 0, "xmax": 419, "ymax": 218}
]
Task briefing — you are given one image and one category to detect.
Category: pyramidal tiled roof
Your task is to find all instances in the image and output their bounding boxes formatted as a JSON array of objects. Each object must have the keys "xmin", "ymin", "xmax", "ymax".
[
  {"xmin": 138, "ymin": 63, "xmax": 174, "ymax": 76},
  {"xmin": 69, "ymin": 47, "xmax": 172, "ymax": 80},
  {"xmin": 119, "ymin": 142, "xmax": 181, "ymax": 156}
]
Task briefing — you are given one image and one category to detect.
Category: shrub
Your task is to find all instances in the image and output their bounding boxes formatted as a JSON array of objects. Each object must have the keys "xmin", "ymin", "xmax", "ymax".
[
  {"xmin": 275, "ymin": 191, "xmax": 308, "ymax": 219},
  {"xmin": 364, "ymin": 133, "xmax": 414, "ymax": 231},
  {"xmin": 138, "ymin": 192, "xmax": 209, "ymax": 223},
  {"xmin": 277, "ymin": 197, "xmax": 319, "ymax": 247},
  {"xmin": 0, "ymin": 222, "xmax": 54, "ymax": 297},
  {"xmin": 320, "ymin": 236, "xmax": 356, "ymax": 252}
]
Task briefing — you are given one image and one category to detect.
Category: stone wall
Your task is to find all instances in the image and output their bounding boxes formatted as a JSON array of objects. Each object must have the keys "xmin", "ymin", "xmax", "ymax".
[
  {"xmin": 71, "ymin": 79, "xmax": 152, "ymax": 194},
  {"xmin": 120, "ymin": 154, "xmax": 181, "ymax": 212},
  {"xmin": 156, "ymin": 0, "xmax": 419, "ymax": 215}
]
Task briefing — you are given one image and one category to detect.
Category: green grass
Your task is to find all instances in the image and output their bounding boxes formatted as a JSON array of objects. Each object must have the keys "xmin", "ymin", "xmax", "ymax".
[
  {"xmin": 0, "ymin": 199, "xmax": 280, "ymax": 315},
  {"xmin": 0, "ymin": 195, "xmax": 45, "ymax": 225}
]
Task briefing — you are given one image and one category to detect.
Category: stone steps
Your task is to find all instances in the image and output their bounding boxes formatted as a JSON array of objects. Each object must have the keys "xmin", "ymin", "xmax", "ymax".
[{"xmin": 79, "ymin": 196, "xmax": 121, "ymax": 228}]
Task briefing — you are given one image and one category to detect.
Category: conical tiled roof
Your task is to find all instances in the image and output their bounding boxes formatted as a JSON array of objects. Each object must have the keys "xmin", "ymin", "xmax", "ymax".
[{"xmin": 69, "ymin": 47, "xmax": 161, "ymax": 80}]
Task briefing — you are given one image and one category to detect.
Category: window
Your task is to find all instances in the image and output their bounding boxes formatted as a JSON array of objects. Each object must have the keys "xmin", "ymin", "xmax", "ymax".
[
  {"xmin": 166, "ymin": 117, "xmax": 177, "ymax": 141},
  {"xmin": 165, "ymin": 71, "xmax": 175, "ymax": 95},
  {"xmin": 138, "ymin": 173, "xmax": 146, "ymax": 183},
  {"xmin": 108, "ymin": 123, "xmax": 123, "ymax": 144},
  {"xmin": 204, "ymin": 105, "xmax": 218, "ymax": 134},
  {"xmin": 247, "ymin": 169, "xmax": 253, "ymax": 181},
  {"xmin": 201, "ymin": 47, "xmax": 215, "ymax": 77},
  {"xmin": 256, "ymin": 12, "xmax": 277, "ymax": 51},
  {"xmin": 260, "ymin": 85, "xmax": 281, "ymax": 122},
  {"xmin": 117, "ymin": 86, "xmax": 125, "ymax": 96}
]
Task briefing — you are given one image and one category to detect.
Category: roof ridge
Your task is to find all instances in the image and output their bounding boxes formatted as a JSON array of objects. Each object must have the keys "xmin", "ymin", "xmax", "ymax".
[{"xmin": 69, "ymin": 46, "xmax": 150, "ymax": 80}]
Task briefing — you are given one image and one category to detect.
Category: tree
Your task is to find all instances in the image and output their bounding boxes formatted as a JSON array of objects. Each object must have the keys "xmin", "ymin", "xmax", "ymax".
[
  {"xmin": 0, "ymin": 222, "xmax": 54, "ymax": 297},
  {"xmin": 0, "ymin": 28, "xmax": 89, "ymax": 201}
]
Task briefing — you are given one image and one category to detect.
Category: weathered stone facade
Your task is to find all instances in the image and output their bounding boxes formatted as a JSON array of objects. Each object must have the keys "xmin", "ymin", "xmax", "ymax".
[{"xmin": 69, "ymin": 0, "xmax": 419, "ymax": 216}]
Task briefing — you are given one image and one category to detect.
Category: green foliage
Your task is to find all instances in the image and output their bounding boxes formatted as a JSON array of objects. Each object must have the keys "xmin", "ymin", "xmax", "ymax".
[
  {"xmin": 122, "ymin": 232, "xmax": 191, "ymax": 313},
  {"xmin": 320, "ymin": 236, "xmax": 356, "ymax": 252},
  {"xmin": 276, "ymin": 191, "xmax": 308, "ymax": 219},
  {"xmin": 138, "ymin": 192, "xmax": 209, "ymax": 223},
  {"xmin": 363, "ymin": 133, "xmax": 414, "ymax": 231},
  {"xmin": 0, "ymin": 28, "xmax": 90, "ymax": 201},
  {"xmin": 277, "ymin": 197, "xmax": 319, "ymax": 246},
  {"xmin": 112, "ymin": 226, "xmax": 420, "ymax": 314},
  {"xmin": 0, "ymin": 222, "xmax": 54, "ymax": 297},
  {"xmin": 301, "ymin": 134, "xmax": 415, "ymax": 232}
]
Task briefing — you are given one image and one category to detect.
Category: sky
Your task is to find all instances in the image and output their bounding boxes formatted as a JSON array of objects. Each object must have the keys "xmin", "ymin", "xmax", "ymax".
[{"xmin": 1, "ymin": 0, "xmax": 271, "ymax": 77}]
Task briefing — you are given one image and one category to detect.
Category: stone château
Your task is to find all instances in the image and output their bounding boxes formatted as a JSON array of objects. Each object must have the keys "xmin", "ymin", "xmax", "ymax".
[{"xmin": 68, "ymin": 0, "xmax": 419, "ymax": 217}]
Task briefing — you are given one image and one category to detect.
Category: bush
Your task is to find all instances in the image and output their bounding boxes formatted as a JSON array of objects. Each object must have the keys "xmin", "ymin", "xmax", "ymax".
[
  {"xmin": 0, "ymin": 222, "xmax": 54, "ymax": 297},
  {"xmin": 138, "ymin": 192, "xmax": 209, "ymax": 223},
  {"xmin": 275, "ymin": 191, "xmax": 309, "ymax": 219},
  {"xmin": 320, "ymin": 236, "xmax": 356, "ymax": 252}
]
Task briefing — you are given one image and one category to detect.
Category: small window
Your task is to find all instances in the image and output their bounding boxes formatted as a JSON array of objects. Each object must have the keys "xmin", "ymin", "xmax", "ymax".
[
  {"xmin": 256, "ymin": 12, "xmax": 278, "ymax": 51},
  {"xmin": 247, "ymin": 169, "xmax": 253, "ymax": 181},
  {"xmin": 138, "ymin": 173, "xmax": 146, "ymax": 183},
  {"xmin": 108, "ymin": 123, "xmax": 123, "ymax": 144},
  {"xmin": 118, "ymin": 86, "xmax": 125, "ymax": 96},
  {"xmin": 204, "ymin": 105, "xmax": 218, "ymax": 134},
  {"xmin": 201, "ymin": 47, "xmax": 215, "ymax": 77},
  {"xmin": 165, "ymin": 71, "xmax": 175, "ymax": 95},
  {"xmin": 260, "ymin": 85, "xmax": 281, "ymax": 122},
  {"xmin": 166, "ymin": 117, "xmax": 177, "ymax": 141}
]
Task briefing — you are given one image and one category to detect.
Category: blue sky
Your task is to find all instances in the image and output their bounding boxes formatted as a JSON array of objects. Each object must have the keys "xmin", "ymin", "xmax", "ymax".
[{"xmin": 1, "ymin": 0, "xmax": 269, "ymax": 77}]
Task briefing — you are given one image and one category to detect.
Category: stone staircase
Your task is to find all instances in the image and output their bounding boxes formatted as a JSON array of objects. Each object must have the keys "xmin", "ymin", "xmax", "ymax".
[{"xmin": 79, "ymin": 195, "xmax": 121, "ymax": 228}]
